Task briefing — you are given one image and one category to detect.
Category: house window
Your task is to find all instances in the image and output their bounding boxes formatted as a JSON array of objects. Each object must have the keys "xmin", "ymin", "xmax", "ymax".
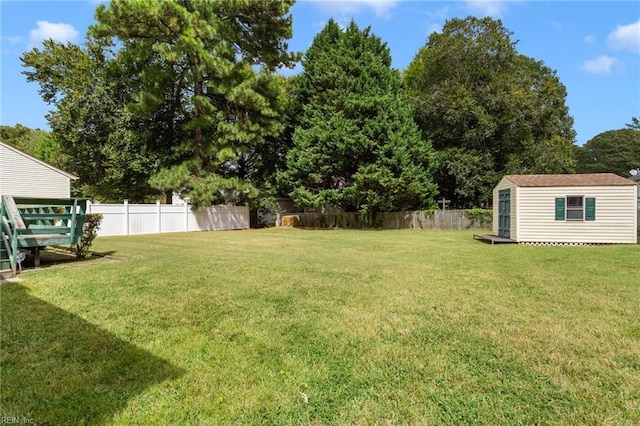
[{"xmin": 566, "ymin": 196, "xmax": 583, "ymax": 220}]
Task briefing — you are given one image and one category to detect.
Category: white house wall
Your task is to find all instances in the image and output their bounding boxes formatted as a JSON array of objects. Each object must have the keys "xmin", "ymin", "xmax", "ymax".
[
  {"xmin": 516, "ymin": 185, "xmax": 637, "ymax": 244},
  {"xmin": 492, "ymin": 177, "xmax": 518, "ymax": 241},
  {"xmin": 0, "ymin": 143, "xmax": 71, "ymax": 198}
]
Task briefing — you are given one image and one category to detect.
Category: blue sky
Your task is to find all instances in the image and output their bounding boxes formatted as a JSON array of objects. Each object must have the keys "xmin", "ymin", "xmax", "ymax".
[{"xmin": 1, "ymin": 0, "xmax": 639, "ymax": 146}]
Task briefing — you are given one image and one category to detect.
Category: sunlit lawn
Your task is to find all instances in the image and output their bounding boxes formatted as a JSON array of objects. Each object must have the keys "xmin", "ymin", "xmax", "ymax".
[{"xmin": 1, "ymin": 228, "xmax": 639, "ymax": 425}]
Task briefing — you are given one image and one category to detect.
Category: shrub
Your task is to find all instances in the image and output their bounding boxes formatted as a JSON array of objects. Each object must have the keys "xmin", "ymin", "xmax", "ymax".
[
  {"xmin": 75, "ymin": 213, "xmax": 103, "ymax": 258},
  {"xmin": 464, "ymin": 208, "xmax": 493, "ymax": 229}
]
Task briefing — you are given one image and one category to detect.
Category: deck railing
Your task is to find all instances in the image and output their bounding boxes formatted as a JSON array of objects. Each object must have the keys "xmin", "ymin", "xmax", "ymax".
[{"xmin": 1, "ymin": 196, "xmax": 87, "ymax": 276}]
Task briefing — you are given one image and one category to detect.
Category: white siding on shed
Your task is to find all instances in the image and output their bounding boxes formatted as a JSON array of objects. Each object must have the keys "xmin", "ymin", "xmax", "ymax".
[
  {"xmin": 516, "ymin": 185, "xmax": 637, "ymax": 244},
  {"xmin": 492, "ymin": 174, "xmax": 637, "ymax": 244},
  {"xmin": 0, "ymin": 142, "xmax": 75, "ymax": 198}
]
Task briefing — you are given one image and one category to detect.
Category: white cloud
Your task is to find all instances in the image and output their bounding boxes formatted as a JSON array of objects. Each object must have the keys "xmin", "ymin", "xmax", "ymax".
[
  {"xmin": 29, "ymin": 21, "xmax": 79, "ymax": 45},
  {"xmin": 313, "ymin": 0, "xmax": 400, "ymax": 19},
  {"xmin": 425, "ymin": 23, "xmax": 442, "ymax": 36},
  {"xmin": 363, "ymin": 0, "xmax": 398, "ymax": 17},
  {"xmin": 1, "ymin": 35, "xmax": 23, "ymax": 44},
  {"xmin": 549, "ymin": 21, "xmax": 563, "ymax": 30},
  {"xmin": 584, "ymin": 35, "xmax": 595, "ymax": 44},
  {"xmin": 607, "ymin": 19, "xmax": 640, "ymax": 53},
  {"xmin": 464, "ymin": 0, "xmax": 508, "ymax": 18},
  {"xmin": 427, "ymin": 6, "xmax": 449, "ymax": 21},
  {"xmin": 421, "ymin": 6, "xmax": 448, "ymax": 38},
  {"xmin": 583, "ymin": 55, "xmax": 616, "ymax": 75}
]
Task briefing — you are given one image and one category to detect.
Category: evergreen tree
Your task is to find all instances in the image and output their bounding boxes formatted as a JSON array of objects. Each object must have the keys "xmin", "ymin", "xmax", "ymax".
[
  {"xmin": 23, "ymin": 0, "xmax": 297, "ymax": 205},
  {"xmin": 22, "ymin": 39, "xmax": 181, "ymax": 202},
  {"xmin": 90, "ymin": 0, "xmax": 298, "ymax": 207},
  {"xmin": 279, "ymin": 20, "xmax": 437, "ymax": 213}
]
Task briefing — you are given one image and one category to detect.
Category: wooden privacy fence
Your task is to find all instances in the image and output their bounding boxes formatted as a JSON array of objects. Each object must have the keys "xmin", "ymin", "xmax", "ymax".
[
  {"xmin": 287, "ymin": 210, "xmax": 492, "ymax": 230},
  {"xmin": 87, "ymin": 200, "xmax": 249, "ymax": 237}
]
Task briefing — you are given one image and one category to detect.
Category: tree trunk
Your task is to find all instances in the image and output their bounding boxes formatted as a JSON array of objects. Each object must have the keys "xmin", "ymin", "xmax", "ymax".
[{"xmin": 194, "ymin": 79, "xmax": 203, "ymax": 157}]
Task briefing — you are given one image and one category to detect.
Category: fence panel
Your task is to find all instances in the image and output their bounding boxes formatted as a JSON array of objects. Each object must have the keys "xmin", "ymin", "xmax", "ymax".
[
  {"xmin": 87, "ymin": 201, "xmax": 249, "ymax": 236},
  {"xmin": 288, "ymin": 210, "xmax": 491, "ymax": 230}
]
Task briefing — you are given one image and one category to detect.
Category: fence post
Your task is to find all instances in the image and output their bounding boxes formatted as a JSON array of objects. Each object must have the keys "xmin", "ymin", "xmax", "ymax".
[
  {"xmin": 157, "ymin": 200, "xmax": 161, "ymax": 234},
  {"xmin": 124, "ymin": 199, "xmax": 129, "ymax": 236},
  {"xmin": 185, "ymin": 203, "xmax": 189, "ymax": 232}
]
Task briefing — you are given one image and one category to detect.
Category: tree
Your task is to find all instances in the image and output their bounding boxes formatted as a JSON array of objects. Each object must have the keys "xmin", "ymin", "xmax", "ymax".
[
  {"xmin": 626, "ymin": 116, "xmax": 640, "ymax": 130},
  {"xmin": 575, "ymin": 129, "xmax": 640, "ymax": 176},
  {"xmin": 279, "ymin": 20, "xmax": 437, "ymax": 213},
  {"xmin": 404, "ymin": 16, "xmax": 576, "ymax": 207},
  {"xmin": 0, "ymin": 124, "xmax": 65, "ymax": 169},
  {"xmin": 22, "ymin": 39, "xmax": 179, "ymax": 202},
  {"xmin": 89, "ymin": 0, "xmax": 298, "ymax": 207}
]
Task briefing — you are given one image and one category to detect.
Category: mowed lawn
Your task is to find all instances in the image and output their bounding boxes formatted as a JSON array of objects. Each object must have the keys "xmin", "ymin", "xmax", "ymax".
[{"xmin": 1, "ymin": 229, "xmax": 639, "ymax": 425}]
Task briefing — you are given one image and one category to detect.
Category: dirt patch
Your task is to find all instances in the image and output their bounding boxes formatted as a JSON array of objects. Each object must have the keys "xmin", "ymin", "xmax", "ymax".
[{"xmin": 17, "ymin": 246, "xmax": 127, "ymax": 273}]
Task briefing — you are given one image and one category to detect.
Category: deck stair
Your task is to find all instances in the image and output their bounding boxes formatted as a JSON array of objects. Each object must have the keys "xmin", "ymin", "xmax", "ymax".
[{"xmin": 1, "ymin": 196, "xmax": 87, "ymax": 277}]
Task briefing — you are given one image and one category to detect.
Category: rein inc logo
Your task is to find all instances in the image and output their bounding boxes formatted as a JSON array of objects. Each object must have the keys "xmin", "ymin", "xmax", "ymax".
[{"xmin": 1, "ymin": 417, "xmax": 34, "ymax": 424}]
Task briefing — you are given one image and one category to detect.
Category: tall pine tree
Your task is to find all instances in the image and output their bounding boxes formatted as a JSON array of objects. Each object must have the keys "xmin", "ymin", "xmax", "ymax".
[
  {"xmin": 90, "ymin": 0, "xmax": 298, "ymax": 207},
  {"xmin": 279, "ymin": 20, "xmax": 437, "ymax": 213},
  {"xmin": 22, "ymin": 39, "xmax": 178, "ymax": 202}
]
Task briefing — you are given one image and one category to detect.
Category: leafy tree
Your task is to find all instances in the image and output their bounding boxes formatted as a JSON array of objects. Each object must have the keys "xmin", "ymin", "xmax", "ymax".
[
  {"xmin": 575, "ymin": 129, "xmax": 640, "ymax": 176},
  {"xmin": 1, "ymin": 124, "xmax": 37, "ymax": 151},
  {"xmin": 626, "ymin": 116, "xmax": 640, "ymax": 130},
  {"xmin": 22, "ymin": 0, "xmax": 298, "ymax": 205},
  {"xmin": 435, "ymin": 148, "xmax": 499, "ymax": 208},
  {"xmin": 22, "ymin": 40, "xmax": 179, "ymax": 202},
  {"xmin": 404, "ymin": 16, "xmax": 576, "ymax": 207},
  {"xmin": 89, "ymin": 0, "xmax": 298, "ymax": 207},
  {"xmin": 0, "ymin": 124, "xmax": 65, "ymax": 169},
  {"xmin": 279, "ymin": 20, "xmax": 437, "ymax": 213}
]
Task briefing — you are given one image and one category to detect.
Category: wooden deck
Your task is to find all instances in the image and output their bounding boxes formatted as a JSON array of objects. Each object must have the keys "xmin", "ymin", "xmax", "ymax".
[
  {"xmin": 473, "ymin": 234, "xmax": 517, "ymax": 244},
  {"xmin": 2, "ymin": 196, "xmax": 87, "ymax": 276}
]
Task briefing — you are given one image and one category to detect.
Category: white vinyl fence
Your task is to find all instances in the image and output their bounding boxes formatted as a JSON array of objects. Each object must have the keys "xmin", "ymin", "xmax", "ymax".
[{"xmin": 87, "ymin": 200, "xmax": 249, "ymax": 237}]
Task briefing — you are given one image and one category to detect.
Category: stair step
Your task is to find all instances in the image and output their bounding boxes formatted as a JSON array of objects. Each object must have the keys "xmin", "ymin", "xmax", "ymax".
[
  {"xmin": 18, "ymin": 227, "xmax": 72, "ymax": 235},
  {"xmin": 17, "ymin": 234, "xmax": 72, "ymax": 247}
]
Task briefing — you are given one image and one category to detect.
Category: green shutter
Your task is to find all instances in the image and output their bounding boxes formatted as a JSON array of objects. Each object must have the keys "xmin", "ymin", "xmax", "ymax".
[
  {"xmin": 585, "ymin": 197, "xmax": 596, "ymax": 221},
  {"xmin": 555, "ymin": 197, "xmax": 565, "ymax": 220}
]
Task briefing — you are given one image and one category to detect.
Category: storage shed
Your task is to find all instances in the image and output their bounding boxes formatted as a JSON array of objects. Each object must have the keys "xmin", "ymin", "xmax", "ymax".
[
  {"xmin": 0, "ymin": 141, "xmax": 76, "ymax": 198},
  {"xmin": 492, "ymin": 173, "xmax": 638, "ymax": 244}
]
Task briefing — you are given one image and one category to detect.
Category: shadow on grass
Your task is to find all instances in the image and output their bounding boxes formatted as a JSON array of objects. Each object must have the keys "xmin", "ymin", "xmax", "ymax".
[
  {"xmin": 19, "ymin": 247, "xmax": 124, "ymax": 272},
  {"xmin": 0, "ymin": 284, "xmax": 184, "ymax": 424}
]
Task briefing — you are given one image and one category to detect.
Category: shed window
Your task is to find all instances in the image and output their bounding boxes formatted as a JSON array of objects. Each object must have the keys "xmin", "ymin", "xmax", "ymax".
[
  {"xmin": 555, "ymin": 196, "xmax": 596, "ymax": 221},
  {"xmin": 566, "ymin": 196, "xmax": 583, "ymax": 220}
]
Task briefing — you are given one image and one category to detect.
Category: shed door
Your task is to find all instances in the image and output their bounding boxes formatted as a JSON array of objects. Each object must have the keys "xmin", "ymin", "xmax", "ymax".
[{"xmin": 498, "ymin": 189, "xmax": 511, "ymax": 238}]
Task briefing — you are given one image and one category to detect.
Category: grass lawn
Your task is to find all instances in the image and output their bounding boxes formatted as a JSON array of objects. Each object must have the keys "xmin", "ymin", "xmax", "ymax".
[{"xmin": 1, "ymin": 228, "xmax": 639, "ymax": 425}]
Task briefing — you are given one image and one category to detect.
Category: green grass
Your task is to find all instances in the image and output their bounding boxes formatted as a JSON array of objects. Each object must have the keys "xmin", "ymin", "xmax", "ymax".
[{"xmin": 2, "ymin": 229, "xmax": 639, "ymax": 425}]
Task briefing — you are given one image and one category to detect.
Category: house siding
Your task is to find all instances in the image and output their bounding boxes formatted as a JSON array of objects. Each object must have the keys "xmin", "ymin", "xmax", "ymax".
[
  {"xmin": 0, "ymin": 143, "xmax": 71, "ymax": 198},
  {"xmin": 516, "ymin": 185, "xmax": 637, "ymax": 244},
  {"xmin": 492, "ymin": 176, "xmax": 518, "ymax": 241}
]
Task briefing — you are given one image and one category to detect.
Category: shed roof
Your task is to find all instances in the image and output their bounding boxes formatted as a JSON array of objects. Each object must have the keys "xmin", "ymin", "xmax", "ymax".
[
  {"xmin": 0, "ymin": 140, "xmax": 77, "ymax": 180},
  {"xmin": 504, "ymin": 173, "xmax": 636, "ymax": 187}
]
